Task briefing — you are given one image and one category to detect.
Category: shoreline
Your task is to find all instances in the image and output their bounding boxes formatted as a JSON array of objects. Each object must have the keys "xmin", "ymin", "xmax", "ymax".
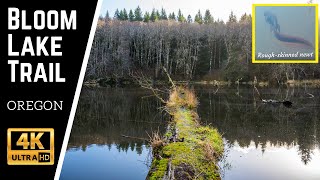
[{"xmin": 83, "ymin": 78, "xmax": 320, "ymax": 88}]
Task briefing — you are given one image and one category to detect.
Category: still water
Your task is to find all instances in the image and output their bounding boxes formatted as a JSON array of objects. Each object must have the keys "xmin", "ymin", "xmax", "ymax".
[{"xmin": 60, "ymin": 86, "xmax": 320, "ymax": 180}]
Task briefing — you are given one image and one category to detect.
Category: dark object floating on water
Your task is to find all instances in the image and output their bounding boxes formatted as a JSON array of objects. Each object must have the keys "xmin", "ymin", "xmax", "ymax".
[
  {"xmin": 282, "ymin": 100, "xmax": 293, "ymax": 108},
  {"xmin": 254, "ymin": 86, "xmax": 293, "ymax": 108},
  {"xmin": 262, "ymin": 99, "xmax": 293, "ymax": 108}
]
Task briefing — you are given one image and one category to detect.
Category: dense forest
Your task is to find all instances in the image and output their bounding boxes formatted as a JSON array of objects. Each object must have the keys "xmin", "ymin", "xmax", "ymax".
[{"xmin": 87, "ymin": 6, "xmax": 320, "ymax": 83}]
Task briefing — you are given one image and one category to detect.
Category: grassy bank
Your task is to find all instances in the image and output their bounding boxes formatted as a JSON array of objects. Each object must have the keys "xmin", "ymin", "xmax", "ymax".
[{"xmin": 147, "ymin": 87, "xmax": 224, "ymax": 180}]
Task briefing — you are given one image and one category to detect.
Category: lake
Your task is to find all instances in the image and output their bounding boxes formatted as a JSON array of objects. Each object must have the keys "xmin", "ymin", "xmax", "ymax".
[{"xmin": 60, "ymin": 86, "xmax": 320, "ymax": 180}]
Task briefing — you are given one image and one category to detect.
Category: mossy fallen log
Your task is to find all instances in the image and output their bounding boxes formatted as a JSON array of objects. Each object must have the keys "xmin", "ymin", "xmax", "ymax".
[{"xmin": 147, "ymin": 87, "xmax": 224, "ymax": 180}]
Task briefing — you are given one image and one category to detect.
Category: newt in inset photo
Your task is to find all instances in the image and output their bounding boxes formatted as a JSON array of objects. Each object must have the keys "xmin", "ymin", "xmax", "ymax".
[{"xmin": 253, "ymin": 5, "xmax": 317, "ymax": 62}]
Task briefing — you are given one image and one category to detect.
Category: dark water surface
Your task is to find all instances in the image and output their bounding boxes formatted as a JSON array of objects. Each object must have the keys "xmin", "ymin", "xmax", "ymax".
[{"xmin": 60, "ymin": 86, "xmax": 320, "ymax": 180}]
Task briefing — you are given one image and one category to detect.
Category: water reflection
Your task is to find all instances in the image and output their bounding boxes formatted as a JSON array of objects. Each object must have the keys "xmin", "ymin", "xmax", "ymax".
[
  {"xmin": 61, "ymin": 86, "xmax": 320, "ymax": 180},
  {"xmin": 61, "ymin": 88, "xmax": 167, "ymax": 180},
  {"xmin": 220, "ymin": 140, "xmax": 320, "ymax": 180},
  {"xmin": 61, "ymin": 144, "xmax": 151, "ymax": 180},
  {"xmin": 195, "ymin": 86, "xmax": 320, "ymax": 179},
  {"xmin": 69, "ymin": 88, "xmax": 167, "ymax": 149}
]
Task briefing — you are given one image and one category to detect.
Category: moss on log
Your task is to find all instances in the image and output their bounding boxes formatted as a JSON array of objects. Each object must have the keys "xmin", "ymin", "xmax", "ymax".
[{"xmin": 147, "ymin": 87, "xmax": 224, "ymax": 180}]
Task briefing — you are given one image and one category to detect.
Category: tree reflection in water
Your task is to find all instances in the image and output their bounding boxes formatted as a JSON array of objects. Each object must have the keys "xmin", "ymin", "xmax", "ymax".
[
  {"xmin": 68, "ymin": 87, "xmax": 167, "ymax": 156},
  {"xmin": 196, "ymin": 86, "xmax": 320, "ymax": 165},
  {"xmin": 67, "ymin": 86, "xmax": 319, "ymax": 170}
]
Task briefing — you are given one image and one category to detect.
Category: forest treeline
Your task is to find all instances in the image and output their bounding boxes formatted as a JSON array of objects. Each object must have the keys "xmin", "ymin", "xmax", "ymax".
[{"xmin": 87, "ymin": 6, "xmax": 320, "ymax": 83}]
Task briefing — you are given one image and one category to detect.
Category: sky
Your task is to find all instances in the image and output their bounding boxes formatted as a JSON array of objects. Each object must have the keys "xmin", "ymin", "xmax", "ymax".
[{"xmin": 100, "ymin": 0, "xmax": 317, "ymax": 22}]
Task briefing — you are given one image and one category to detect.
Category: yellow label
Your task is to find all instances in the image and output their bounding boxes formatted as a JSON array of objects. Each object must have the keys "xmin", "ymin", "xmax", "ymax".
[{"xmin": 7, "ymin": 128, "xmax": 54, "ymax": 165}]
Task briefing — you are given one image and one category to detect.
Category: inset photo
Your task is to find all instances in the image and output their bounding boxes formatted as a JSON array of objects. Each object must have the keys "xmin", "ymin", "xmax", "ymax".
[{"xmin": 252, "ymin": 4, "xmax": 318, "ymax": 63}]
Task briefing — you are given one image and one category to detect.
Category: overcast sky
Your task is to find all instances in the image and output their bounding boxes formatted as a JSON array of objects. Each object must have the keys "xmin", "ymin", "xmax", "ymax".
[{"xmin": 100, "ymin": 0, "xmax": 316, "ymax": 22}]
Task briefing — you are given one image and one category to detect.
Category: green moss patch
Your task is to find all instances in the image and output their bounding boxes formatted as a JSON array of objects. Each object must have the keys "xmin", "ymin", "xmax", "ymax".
[{"xmin": 148, "ymin": 158, "xmax": 169, "ymax": 180}]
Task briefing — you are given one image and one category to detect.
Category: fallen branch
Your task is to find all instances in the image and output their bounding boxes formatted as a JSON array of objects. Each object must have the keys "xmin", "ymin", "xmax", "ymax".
[
  {"xmin": 147, "ymin": 87, "xmax": 224, "ymax": 179},
  {"xmin": 213, "ymin": 86, "xmax": 220, "ymax": 94},
  {"xmin": 163, "ymin": 67, "xmax": 176, "ymax": 89},
  {"xmin": 121, "ymin": 134, "xmax": 149, "ymax": 141},
  {"xmin": 130, "ymin": 72, "xmax": 166, "ymax": 103},
  {"xmin": 254, "ymin": 80, "xmax": 292, "ymax": 108},
  {"xmin": 254, "ymin": 86, "xmax": 263, "ymax": 101}
]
